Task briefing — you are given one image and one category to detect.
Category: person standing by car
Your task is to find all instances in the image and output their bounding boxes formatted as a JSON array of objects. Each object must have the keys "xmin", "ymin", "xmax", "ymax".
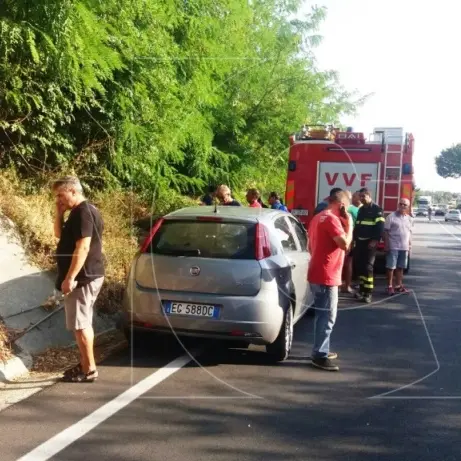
[
  {"xmin": 308, "ymin": 190, "xmax": 353, "ymax": 371},
  {"xmin": 268, "ymin": 192, "xmax": 288, "ymax": 211},
  {"xmin": 341, "ymin": 191, "xmax": 361, "ymax": 294},
  {"xmin": 313, "ymin": 187, "xmax": 343, "ymax": 216},
  {"xmin": 246, "ymin": 188, "xmax": 262, "ymax": 208},
  {"xmin": 216, "ymin": 184, "xmax": 241, "ymax": 206},
  {"xmin": 353, "ymin": 187, "xmax": 385, "ymax": 303},
  {"xmin": 200, "ymin": 185, "xmax": 216, "ymax": 206},
  {"xmin": 53, "ymin": 176, "xmax": 105, "ymax": 383},
  {"xmin": 384, "ymin": 198, "xmax": 413, "ymax": 295}
]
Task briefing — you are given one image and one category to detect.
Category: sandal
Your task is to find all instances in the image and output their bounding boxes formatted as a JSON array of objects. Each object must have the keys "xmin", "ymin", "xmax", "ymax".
[
  {"xmin": 61, "ymin": 369, "xmax": 98, "ymax": 383},
  {"xmin": 395, "ymin": 285, "xmax": 409, "ymax": 294},
  {"xmin": 63, "ymin": 363, "xmax": 82, "ymax": 378}
]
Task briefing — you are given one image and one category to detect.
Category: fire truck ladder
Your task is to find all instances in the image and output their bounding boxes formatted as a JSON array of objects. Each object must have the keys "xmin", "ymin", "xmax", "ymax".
[{"xmin": 382, "ymin": 134, "xmax": 404, "ymax": 214}]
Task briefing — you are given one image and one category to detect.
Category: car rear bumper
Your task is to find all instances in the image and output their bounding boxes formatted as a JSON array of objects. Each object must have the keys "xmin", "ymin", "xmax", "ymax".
[{"xmin": 121, "ymin": 283, "xmax": 284, "ymax": 345}]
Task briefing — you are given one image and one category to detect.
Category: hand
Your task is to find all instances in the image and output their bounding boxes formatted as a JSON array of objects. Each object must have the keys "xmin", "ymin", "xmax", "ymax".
[
  {"xmin": 55, "ymin": 202, "xmax": 67, "ymax": 216},
  {"xmin": 61, "ymin": 277, "xmax": 77, "ymax": 295}
]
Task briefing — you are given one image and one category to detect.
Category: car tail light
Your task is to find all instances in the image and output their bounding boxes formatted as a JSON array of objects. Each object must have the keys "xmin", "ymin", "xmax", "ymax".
[
  {"xmin": 140, "ymin": 218, "xmax": 165, "ymax": 253},
  {"xmin": 255, "ymin": 223, "xmax": 271, "ymax": 260}
]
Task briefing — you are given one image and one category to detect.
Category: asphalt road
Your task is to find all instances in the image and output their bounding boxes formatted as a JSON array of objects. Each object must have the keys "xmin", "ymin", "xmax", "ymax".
[{"xmin": 2, "ymin": 218, "xmax": 461, "ymax": 461}]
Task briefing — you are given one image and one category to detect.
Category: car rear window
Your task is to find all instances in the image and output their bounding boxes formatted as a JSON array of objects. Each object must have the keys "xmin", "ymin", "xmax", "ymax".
[{"xmin": 147, "ymin": 220, "xmax": 257, "ymax": 259}]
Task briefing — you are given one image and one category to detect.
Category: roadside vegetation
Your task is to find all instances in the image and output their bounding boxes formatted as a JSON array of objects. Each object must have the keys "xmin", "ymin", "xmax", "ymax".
[{"xmin": 0, "ymin": 1, "xmax": 363, "ymax": 331}]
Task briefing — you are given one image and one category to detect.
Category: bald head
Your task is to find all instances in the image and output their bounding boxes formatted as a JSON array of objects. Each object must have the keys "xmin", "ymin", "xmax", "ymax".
[{"xmin": 398, "ymin": 197, "xmax": 410, "ymax": 213}]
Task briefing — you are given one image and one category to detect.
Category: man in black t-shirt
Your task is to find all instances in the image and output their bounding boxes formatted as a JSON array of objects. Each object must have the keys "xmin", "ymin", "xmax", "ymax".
[{"xmin": 52, "ymin": 176, "xmax": 104, "ymax": 383}]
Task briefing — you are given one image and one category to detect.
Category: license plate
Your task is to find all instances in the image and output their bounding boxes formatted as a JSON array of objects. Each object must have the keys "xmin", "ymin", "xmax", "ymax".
[
  {"xmin": 291, "ymin": 209, "xmax": 309, "ymax": 216},
  {"xmin": 163, "ymin": 302, "xmax": 220, "ymax": 319}
]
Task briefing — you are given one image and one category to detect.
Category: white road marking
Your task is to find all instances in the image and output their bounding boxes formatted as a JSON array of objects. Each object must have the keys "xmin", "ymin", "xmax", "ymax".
[{"xmin": 16, "ymin": 354, "xmax": 192, "ymax": 461}]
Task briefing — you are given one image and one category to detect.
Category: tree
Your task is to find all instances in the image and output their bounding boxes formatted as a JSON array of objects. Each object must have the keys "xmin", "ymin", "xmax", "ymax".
[
  {"xmin": 0, "ymin": 0, "xmax": 362, "ymax": 201},
  {"xmin": 436, "ymin": 144, "xmax": 461, "ymax": 179}
]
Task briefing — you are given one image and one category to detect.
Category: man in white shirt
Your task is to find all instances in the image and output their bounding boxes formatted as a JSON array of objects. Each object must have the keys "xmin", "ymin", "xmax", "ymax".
[{"xmin": 383, "ymin": 198, "xmax": 413, "ymax": 295}]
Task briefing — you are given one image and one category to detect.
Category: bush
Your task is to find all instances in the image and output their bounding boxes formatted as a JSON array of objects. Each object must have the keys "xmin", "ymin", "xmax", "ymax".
[{"xmin": 0, "ymin": 170, "xmax": 199, "ymax": 315}]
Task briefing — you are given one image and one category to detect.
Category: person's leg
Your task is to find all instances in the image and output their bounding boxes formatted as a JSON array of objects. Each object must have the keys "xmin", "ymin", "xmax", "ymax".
[
  {"xmin": 355, "ymin": 240, "xmax": 367, "ymax": 298},
  {"xmin": 311, "ymin": 285, "xmax": 339, "ymax": 371},
  {"xmin": 63, "ymin": 278, "xmax": 104, "ymax": 382},
  {"xmin": 75, "ymin": 327, "xmax": 96, "ymax": 373},
  {"xmin": 395, "ymin": 268, "xmax": 403, "ymax": 287},
  {"xmin": 341, "ymin": 254, "xmax": 353, "ymax": 293},
  {"xmin": 63, "ymin": 291, "xmax": 84, "ymax": 376},
  {"xmin": 362, "ymin": 245, "xmax": 377, "ymax": 302},
  {"xmin": 385, "ymin": 250, "xmax": 397, "ymax": 295},
  {"xmin": 395, "ymin": 251, "xmax": 409, "ymax": 293}
]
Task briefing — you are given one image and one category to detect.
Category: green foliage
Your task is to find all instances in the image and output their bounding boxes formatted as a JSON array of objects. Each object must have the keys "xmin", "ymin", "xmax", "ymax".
[
  {"xmin": 0, "ymin": 0, "xmax": 362, "ymax": 200},
  {"xmin": 436, "ymin": 144, "xmax": 461, "ymax": 180}
]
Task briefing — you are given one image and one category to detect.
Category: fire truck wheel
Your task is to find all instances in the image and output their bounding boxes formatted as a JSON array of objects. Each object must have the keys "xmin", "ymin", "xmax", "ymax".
[{"xmin": 266, "ymin": 305, "xmax": 293, "ymax": 362}]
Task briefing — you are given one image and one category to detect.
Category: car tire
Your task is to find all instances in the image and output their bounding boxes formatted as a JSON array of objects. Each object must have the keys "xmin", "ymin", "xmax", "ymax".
[{"xmin": 266, "ymin": 306, "xmax": 293, "ymax": 362}]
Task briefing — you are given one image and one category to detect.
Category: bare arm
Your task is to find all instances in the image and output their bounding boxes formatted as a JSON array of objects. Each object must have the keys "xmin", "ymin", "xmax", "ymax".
[
  {"xmin": 383, "ymin": 230, "xmax": 390, "ymax": 250},
  {"xmin": 54, "ymin": 208, "xmax": 64, "ymax": 238},
  {"xmin": 66, "ymin": 237, "xmax": 91, "ymax": 281},
  {"xmin": 333, "ymin": 233, "xmax": 352, "ymax": 251}
]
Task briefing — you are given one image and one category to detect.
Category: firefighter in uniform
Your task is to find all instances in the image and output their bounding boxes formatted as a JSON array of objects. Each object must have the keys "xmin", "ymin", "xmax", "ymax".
[{"xmin": 353, "ymin": 187, "xmax": 385, "ymax": 303}]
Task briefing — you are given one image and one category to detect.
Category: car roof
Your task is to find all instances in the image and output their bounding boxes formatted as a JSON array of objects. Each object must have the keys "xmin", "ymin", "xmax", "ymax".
[{"xmin": 164, "ymin": 206, "xmax": 289, "ymax": 223}]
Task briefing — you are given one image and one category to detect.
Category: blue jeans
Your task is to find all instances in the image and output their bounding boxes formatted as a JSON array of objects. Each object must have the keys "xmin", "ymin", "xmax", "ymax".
[{"xmin": 310, "ymin": 284, "xmax": 338, "ymax": 359}]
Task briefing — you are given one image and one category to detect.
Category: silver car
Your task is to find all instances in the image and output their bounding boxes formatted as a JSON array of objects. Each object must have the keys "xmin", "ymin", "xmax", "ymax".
[
  {"xmin": 121, "ymin": 206, "xmax": 313, "ymax": 361},
  {"xmin": 445, "ymin": 209, "xmax": 461, "ymax": 222}
]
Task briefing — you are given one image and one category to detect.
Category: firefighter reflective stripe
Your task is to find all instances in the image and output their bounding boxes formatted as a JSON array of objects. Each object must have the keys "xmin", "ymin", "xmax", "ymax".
[
  {"xmin": 286, "ymin": 180, "xmax": 294, "ymax": 209},
  {"xmin": 357, "ymin": 217, "xmax": 384, "ymax": 225},
  {"xmin": 359, "ymin": 275, "xmax": 373, "ymax": 289}
]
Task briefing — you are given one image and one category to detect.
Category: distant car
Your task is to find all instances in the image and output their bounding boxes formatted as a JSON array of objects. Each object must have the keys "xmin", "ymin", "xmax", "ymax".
[
  {"xmin": 435, "ymin": 208, "xmax": 445, "ymax": 216},
  {"xmin": 445, "ymin": 209, "xmax": 461, "ymax": 223},
  {"xmin": 416, "ymin": 208, "xmax": 428, "ymax": 217},
  {"xmin": 121, "ymin": 206, "xmax": 313, "ymax": 362}
]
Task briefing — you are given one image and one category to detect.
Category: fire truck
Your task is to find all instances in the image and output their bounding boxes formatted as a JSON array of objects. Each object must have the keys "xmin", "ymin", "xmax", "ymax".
[{"xmin": 285, "ymin": 125, "xmax": 416, "ymax": 271}]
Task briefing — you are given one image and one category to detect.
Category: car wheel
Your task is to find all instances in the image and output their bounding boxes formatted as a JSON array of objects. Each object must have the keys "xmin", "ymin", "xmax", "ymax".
[{"xmin": 266, "ymin": 306, "xmax": 293, "ymax": 362}]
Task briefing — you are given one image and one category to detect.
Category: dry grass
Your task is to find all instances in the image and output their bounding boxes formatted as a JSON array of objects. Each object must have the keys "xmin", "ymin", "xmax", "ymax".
[
  {"xmin": 31, "ymin": 330, "xmax": 127, "ymax": 373},
  {"xmin": 0, "ymin": 170, "xmax": 197, "ymax": 318},
  {"xmin": 0, "ymin": 320, "xmax": 12, "ymax": 362}
]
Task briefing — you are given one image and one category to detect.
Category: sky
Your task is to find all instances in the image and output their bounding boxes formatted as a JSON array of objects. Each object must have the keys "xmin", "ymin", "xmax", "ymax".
[{"xmin": 302, "ymin": 0, "xmax": 461, "ymax": 193}]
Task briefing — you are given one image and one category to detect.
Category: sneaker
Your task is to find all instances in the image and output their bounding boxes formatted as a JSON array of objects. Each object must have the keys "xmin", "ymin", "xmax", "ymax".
[
  {"xmin": 362, "ymin": 295, "xmax": 372, "ymax": 303},
  {"xmin": 311, "ymin": 358, "xmax": 339, "ymax": 371},
  {"xmin": 354, "ymin": 291, "xmax": 363, "ymax": 300},
  {"xmin": 386, "ymin": 286, "xmax": 395, "ymax": 296},
  {"xmin": 328, "ymin": 352, "xmax": 338, "ymax": 360}
]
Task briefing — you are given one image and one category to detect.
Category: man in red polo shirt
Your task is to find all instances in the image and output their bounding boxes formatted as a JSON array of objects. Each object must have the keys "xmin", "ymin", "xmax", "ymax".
[{"xmin": 308, "ymin": 190, "xmax": 352, "ymax": 371}]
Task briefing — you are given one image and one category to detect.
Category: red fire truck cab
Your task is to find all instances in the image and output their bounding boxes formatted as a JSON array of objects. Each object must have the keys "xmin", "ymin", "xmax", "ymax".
[{"xmin": 285, "ymin": 125, "xmax": 415, "ymax": 271}]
